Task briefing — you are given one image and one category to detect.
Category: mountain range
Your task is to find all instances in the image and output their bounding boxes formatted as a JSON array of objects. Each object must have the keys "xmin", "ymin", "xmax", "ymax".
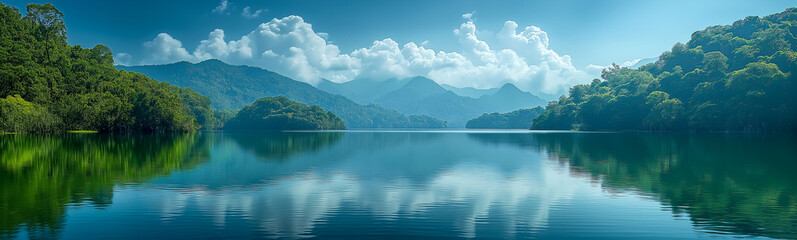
[
  {"xmin": 123, "ymin": 60, "xmax": 546, "ymax": 128},
  {"xmin": 120, "ymin": 60, "xmax": 446, "ymax": 128},
  {"xmin": 319, "ymin": 77, "xmax": 547, "ymax": 127},
  {"xmin": 440, "ymin": 84, "xmax": 501, "ymax": 98}
]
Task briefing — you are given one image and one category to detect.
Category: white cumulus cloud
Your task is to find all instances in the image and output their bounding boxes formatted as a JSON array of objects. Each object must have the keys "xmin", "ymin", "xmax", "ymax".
[
  {"xmin": 241, "ymin": 6, "xmax": 265, "ymax": 19},
  {"xmin": 212, "ymin": 0, "xmax": 230, "ymax": 15},
  {"xmin": 462, "ymin": 11, "xmax": 475, "ymax": 20},
  {"xmin": 138, "ymin": 14, "xmax": 599, "ymax": 97},
  {"xmin": 620, "ymin": 58, "xmax": 642, "ymax": 67},
  {"xmin": 113, "ymin": 52, "xmax": 132, "ymax": 66},
  {"xmin": 142, "ymin": 33, "xmax": 194, "ymax": 65},
  {"xmin": 583, "ymin": 58, "xmax": 647, "ymax": 77}
]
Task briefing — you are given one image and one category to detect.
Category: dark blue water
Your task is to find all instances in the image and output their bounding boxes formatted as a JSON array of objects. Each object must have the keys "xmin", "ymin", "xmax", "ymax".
[{"xmin": 1, "ymin": 131, "xmax": 795, "ymax": 239}]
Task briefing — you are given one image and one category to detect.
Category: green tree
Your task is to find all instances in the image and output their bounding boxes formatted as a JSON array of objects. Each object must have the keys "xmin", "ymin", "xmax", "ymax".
[
  {"xmin": 24, "ymin": 3, "xmax": 65, "ymax": 40},
  {"xmin": 644, "ymin": 92, "xmax": 685, "ymax": 130},
  {"xmin": 702, "ymin": 51, "xmax": 729, "ymax": 74},
  {"xmin": 25, "ymin": 3, "xmax": 65, "ymax": 62},
  {"xmin": 0, "ymin": 95, "xmax": 60, "ymax": 133}
]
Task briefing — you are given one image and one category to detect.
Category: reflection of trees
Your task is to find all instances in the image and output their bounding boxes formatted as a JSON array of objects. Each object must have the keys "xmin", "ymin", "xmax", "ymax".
[
  {"xmin": 466, "ymin": 132, "xmax": 541, "ymax": 150},
  {"xmin": 0, "ymin": 133, "xmax": 211, "ymax": 239},
  {"xmin": 226, "ymin": 132, "xmax": 343, "ymax": 161},
  {"xmin": 528, "ymin": 133, "xmax": 797, "ymax": 239}
]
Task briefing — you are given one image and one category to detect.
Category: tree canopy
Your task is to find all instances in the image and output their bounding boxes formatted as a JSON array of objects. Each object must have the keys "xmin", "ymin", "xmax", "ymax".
[
  {"xmin": 532, "ymin": 8, "xmax": 797, "ymax": 132},
  {"xmin": 0, "ymin": 3, "xmax": 216, "ymax": 133},
  {"xmin": 224, "ymin": 96, "xmax": 346, "ymax": 131}
]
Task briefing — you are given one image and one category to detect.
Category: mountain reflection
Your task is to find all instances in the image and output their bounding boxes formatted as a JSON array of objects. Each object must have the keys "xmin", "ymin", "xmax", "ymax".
[
  {"xmin": 524, "ymin": 133, "xmax": 797, "ymax": 239},
  {"xmin": 0, "ymin": 133, "xmax": 211, "ymax": 239}
]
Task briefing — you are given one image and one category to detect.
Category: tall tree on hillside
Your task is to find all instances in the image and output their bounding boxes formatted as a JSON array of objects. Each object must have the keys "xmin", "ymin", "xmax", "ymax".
[{"xmin": 25, "ymin": 3, "xmax": 66, "ymax": 61}]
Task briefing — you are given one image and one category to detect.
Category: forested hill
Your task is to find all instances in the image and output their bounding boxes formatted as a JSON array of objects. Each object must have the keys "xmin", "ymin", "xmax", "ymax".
[
  {"xmin": 224, "ymin": 96, "xmax": 346, "ymax": 130},
  {"xmin": 121, "ymin": 60, "xmax": 446, "ymax": 128},
  {"xmin": 0, "ymin": 3, "xmax": 215, "ymax": 133},
  {"xmin": 533, "ymin": 8, "xmax": 797, "ymax": 132}
]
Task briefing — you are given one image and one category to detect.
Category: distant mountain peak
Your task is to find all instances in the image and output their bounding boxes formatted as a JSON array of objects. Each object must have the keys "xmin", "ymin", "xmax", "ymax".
[
  {"xmin": 497, "ymin": 83, "xmax": 522, "ymax": 93},
  {"xmin": 478, "ymin": 82, "xmax": 546, "ymax": 112},
  {"xmin": 405, "ymin": 76, "xmax": 439, "ymax": 86},
  {"xmin": 441, "ymin": 84, "xmax": 501, "ymax": 98},
  {"xmin": 491, "ymin": 83, "xmax": 530, "ymax": 97},
  {"xmin": 198, "ymin": 59, "xmax": 226, "ymax": 65},
  {"xmin": 629, "ymin": 57, "xmax": 657, "ymax": 69},
  {"xmin": 394, "ymin": 77, "xmax": 447, "ymax": 94}
]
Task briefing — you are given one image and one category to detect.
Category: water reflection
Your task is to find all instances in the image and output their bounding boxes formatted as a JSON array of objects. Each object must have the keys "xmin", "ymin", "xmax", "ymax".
[
  {"xmin": 151, "ymin": 132, "xmax": 578, "ymax": 238},
  {"xmin": 226, "ymin": 131, "xmax": 343, "ymax": 161},
  {"xmin": 1, "ymin": 131, "xmax": 796, "ymax": 239},
  {"xmin": 0, "ymin": 133, "xmax": 211, "ymax": 238},
  {"xmin": 154, "ymin": 159, "xmax": 577, "ymax": 238},
  {"xmin": 525, "ymin": 133, "xmax": 797, "ymax": 239}
]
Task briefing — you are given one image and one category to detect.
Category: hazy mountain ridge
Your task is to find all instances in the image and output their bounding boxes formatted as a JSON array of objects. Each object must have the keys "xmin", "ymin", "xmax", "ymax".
[
  {"xmin": 120, "ymin": 60, "xmax": 446, "ymax": 128},
  {"xmin": 317, "ymin": 78, "xmax": 409, "ymax": 105},
  {"xmin": 319, "ymin": 76, "xmax": 546, "ymax": 127},
  {"xmin": 441, "ymin": 84, "xmax": 501, "ymax": 98}
]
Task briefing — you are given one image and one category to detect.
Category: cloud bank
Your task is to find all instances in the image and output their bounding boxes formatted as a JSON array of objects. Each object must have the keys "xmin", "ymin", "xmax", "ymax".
[{"xmin": 134, "ymin": 14, "xmax": 599, "ymax": 97}]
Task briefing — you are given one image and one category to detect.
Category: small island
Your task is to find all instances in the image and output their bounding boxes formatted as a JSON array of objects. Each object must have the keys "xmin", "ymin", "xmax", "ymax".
[
  {"xmin": 223, "ymin": 96, "xmax": 346, "ymax": 130},
  {"xmin": 465, "ymin": 107, "xmax": 545, "ymax": 129}
]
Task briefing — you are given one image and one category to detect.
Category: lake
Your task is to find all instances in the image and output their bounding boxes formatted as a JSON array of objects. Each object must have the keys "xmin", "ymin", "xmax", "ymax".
[{"xmin": 1, "ymin": 130, "xmax": 795, "ymax": 239}]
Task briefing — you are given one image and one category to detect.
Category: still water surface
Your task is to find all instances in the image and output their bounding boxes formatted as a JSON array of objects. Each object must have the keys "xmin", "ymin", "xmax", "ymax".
[{"xmin": 1, "ymin": 131, "xmax": 795, "ymax": 239}]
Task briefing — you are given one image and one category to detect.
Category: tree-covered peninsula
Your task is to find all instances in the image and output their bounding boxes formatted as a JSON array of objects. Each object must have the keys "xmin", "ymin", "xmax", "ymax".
[
  {"xmin": 0, "ymin": 3, "xmax": 216, "ymax": 133},
  {"xmin": 466, "ymin": 107, "xmax": 544, "ymax": 129},
  {"xmin": 224, "ymin": 96, "xmax": 346, "ymax": 131},
  {"xmin": 533, "ymin": 8, "xmax": 797, "ymax": 132}
]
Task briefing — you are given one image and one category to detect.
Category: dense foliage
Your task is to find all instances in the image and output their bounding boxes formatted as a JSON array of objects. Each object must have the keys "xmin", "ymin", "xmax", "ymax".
[
  {"xmin": 224, "ymin": 96, "xmax": 346, "ymax": 130},
  {"xmin": 466, "ymin": 107, "xmax": 544, "ymax": 129},
  {"xmin": 121, "ymin": 60, "xmax": 446, "ymax": 128},
  {"xmin": 211, "ymin": 109, "xmax": 237, "ymax": 128},
  {"xmin": 533, "ymin": 8, "xmax": 797, "ymax": 132},
  {"xmin": 0, "ymin": 4, "xmax": 215, "ymax": 133}
]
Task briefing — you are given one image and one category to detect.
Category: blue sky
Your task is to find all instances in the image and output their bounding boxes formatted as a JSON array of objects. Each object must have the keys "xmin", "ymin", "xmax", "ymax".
[{"xmin": 6, "ymin": 0, "xmax": 795, "ymax": 96}]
